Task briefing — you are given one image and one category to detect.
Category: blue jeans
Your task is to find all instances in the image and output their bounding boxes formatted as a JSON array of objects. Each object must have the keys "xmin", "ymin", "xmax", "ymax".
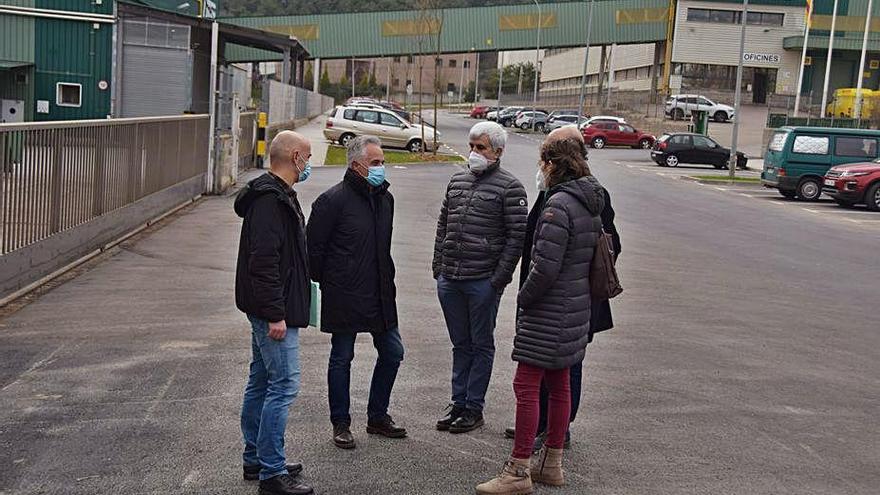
[
  {"xmin": 328, "ymin": 326, "xmax": 404, "ymax": 426},
  {"xmin": 437, "ymin": 276, "xmax": 500, "ymax": 412},
  {"xmin": 241, "ymin": 316, "xmax": 301, "ymax": 481}
]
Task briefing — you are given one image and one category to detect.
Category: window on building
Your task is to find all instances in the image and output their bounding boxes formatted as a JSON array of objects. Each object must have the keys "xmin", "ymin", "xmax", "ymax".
[
  {"xmin": 687, "ymin": 8, "xmax": 711, "ymax": 22},
  {"xmin": 393, "ymin": 56, "xmax": 401, "ymax": 62},
  {"xmin": 464, "ymin": 60, "xmax": 470, "ymax": 68},
  {"xmin": 747, "ymin": 12, "xmax": 784, "ymax": 26},
  {"xmin": 449, "ymin": 59, "xmax": 457, "ymax": 68},
  {"xmin": 835, "ymin": 137, "xmax": 878, "ymax": 158},
  {"xmin": 688, "ymin": 7, "xmax": 783, "ymax": 26},
  {"xmin": 407, "ymin": 55, "xmax": 414, "ymax": 63},
  {"xmin": 56, "ymin": 83, "xmax": 82, "ymax": 107},
  {"xmin": 447, "ymin": 83, "xmax": 456, "ymax": 93},
  {"xmin": 792, "ymin": 135, "xmax": 829, "ymax": 155}
]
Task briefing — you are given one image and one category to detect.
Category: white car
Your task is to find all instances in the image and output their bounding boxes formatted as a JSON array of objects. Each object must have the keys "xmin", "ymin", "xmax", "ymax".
[
  {"xmin": 323, "ymin": 106, "xmax": 440, "ymax": 152},
  {"xmin": 578, "ymin": 115, "xmax": 626, "ymax": 129},
  {"xmin": 666, "ymin": 94, "xmax": 735, "ymax": 123},
  {"xmin": 486, "ymin": 110, "xmax": 499, "ymax": 121}
]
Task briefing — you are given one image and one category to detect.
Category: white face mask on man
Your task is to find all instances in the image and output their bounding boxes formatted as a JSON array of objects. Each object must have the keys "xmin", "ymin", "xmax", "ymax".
[{"xmin": 467, "ymin": 151, "xmax": 490, "ymax": 174}]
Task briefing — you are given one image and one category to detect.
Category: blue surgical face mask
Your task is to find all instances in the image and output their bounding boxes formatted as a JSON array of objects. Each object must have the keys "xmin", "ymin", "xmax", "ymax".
[
  {"xmin": 366, "ymin": 164, "xmax": 385, "ymax": 186},
  {"xmin": 294, "ymin": 154, "xmax": 311, "ymax": 183}
]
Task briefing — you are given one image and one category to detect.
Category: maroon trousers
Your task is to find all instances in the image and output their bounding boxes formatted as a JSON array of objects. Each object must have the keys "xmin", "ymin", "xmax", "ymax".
[{"xmin": 512, "ymin": 362, "xmax": 571, "ymax": 459}]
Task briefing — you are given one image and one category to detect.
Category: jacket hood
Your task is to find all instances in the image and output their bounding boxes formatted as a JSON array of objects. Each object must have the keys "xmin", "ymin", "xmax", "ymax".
[
  {"xmin": 552, "ymin": 175, "xmax": 605, "ymax": 216},
  {"xmin": 234, "ymin": 173, "xmax": 289, "ymax": 218}
]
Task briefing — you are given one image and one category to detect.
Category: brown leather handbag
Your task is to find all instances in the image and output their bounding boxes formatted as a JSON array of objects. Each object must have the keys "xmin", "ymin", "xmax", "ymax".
[{"xmin": 590, "ymin": 230, "xmax": 623, "ymax": 299}]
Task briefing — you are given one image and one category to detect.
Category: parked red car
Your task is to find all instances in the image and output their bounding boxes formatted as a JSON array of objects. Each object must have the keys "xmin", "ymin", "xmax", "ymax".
[
  {"xmin": 823, "ymin": 161, "xmax": 880, "ymax": 211},
  {"xmin": 470, "ymin": 105, "xmax": 489, "ymax": 118},
  {"xmin": 582, "ymin": 122, "xmax": 655, "ymax": 149}
]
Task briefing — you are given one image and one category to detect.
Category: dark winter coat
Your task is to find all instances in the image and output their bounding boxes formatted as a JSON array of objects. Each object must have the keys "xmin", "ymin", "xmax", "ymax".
[
  {"xmin": 234, "ymin": 172, "xmax": 311, "ymax": 328},
  {"xmin": 519, "ymin": 188, "xmax": 620, "ymax": 339},
  {"xmin": 307, "ymin": 168, "xmax": 398, "ymax": 334},
  {"xmin": 432, "ymin": 161, "xmax": 528, "ymax": 290},
  {"xmin": 513, "ymin": 176, "xmax": 605, "ymax": 369}
]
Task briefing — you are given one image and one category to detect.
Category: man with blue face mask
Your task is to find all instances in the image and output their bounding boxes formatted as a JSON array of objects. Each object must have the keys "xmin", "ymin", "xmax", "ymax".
[
  {"xmin": 307, "ymin": 135, "xmax": 405, "ymax": 451},
  {"xmin": 235, "ymin": 130, "xmax": 314, "ymax": 495},
  {"xmin": 433, "ymin": 121, "xmax": 528, "ymax": 434}
]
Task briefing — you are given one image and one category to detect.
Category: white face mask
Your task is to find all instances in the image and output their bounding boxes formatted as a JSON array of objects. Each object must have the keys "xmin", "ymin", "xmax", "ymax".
[
  {"xmin": 536, "ymin": 168, "xmax": 548, "ymax": 191},
  {"xmin": 467, "ymin": 151, "xmax": 490, "ymax": 174}
]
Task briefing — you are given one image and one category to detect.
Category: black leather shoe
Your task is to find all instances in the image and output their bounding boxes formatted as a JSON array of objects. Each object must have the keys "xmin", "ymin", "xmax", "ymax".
[
  {"xmin": 244, "ymin": 463, "xmax": 303, "ymax": 481},
  {"xmin": 503, "ymin": 426, "xmax": 515, "ymax": 439},
  {"xmin": 448, "ymin": 409, "xmax": 484, "ymax": 434},
  {"xmin": 366, "ymin": 416, "xmax": 407, "ymax": 438},
  {"xmin": 333, "ymin": 423, "xmax": 356, "ymax": 449},
  {"xmin": 258, "ymin": 474, "xmax": 313, "ymax": 495},
  {"xmin": 436, "ymin": 404, "xmax": 466, "ymax": 431}
]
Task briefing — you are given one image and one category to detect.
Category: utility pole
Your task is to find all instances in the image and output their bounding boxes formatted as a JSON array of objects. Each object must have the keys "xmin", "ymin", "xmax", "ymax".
[
  {"xmin": 474, "ymin": 51, "xmax": 481, "ymax": 102},
  {"xmin": 729, "ymin": 0, "xmax": 749, "ymax": 179},
  {"xmin": 497, "ymin": 51, "xmax": 504, "ymax": 107},
  {"xmin": 577, "ymin": 0, "xmax": 595, "ymax": 122},
  {"xmin": 855, "ymin": 0, "xmax": 874, "ymax": 120},
  {"xmin": 531, "ymin": 0, "xmax": 542, "ymax": 127},
  {"xmin": 459, "ymin": 53, "xmax": 466, "ymax": 103},
  {"xmin": 820, "ymin": 0, "xmax": 840, "ymax": 113}
]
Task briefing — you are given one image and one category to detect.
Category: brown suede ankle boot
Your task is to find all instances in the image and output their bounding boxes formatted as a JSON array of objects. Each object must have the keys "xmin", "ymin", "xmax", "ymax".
[
  {"xmin": 475, "ymin": 457, "xmax": 534, "ymax": 495},
  {"xmin": 531, "ymin": 446, "xmax": 564, "ymax": 486}
]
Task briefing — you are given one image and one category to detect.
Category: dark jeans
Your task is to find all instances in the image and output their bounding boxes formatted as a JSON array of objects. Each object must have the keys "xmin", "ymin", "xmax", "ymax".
[
  {"xmin": 328, "ymin": 326, "xmax": 404, "ymax": 426},
  {"xmin": 537, "ymin": 359, "xmax": 583, "ymax": 433},
  {"xmin": 437, "ymin": 276, "xmax": 501, "ymax": 412}
]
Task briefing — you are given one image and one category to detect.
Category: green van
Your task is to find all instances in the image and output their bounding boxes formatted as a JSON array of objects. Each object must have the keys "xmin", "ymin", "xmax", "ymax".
[{"xmin": 761, "ymin": 126, "xmax": 880, "ymax": 200}]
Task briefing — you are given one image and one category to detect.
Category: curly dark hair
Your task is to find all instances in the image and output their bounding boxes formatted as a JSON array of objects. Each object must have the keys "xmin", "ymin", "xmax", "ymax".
[{"xmin": 540, "ymin": 137, "xmax": 591, "ymax": 189}]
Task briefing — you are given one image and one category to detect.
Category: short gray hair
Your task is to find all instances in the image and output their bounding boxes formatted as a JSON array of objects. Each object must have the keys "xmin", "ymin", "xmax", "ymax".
[
  {"xmin": 346, "ymin": 135, "xmax": 382, "ymax": 166},
  {"xmin": 469, "ymin": 121, "xmax": 507, "ymax": 150}
]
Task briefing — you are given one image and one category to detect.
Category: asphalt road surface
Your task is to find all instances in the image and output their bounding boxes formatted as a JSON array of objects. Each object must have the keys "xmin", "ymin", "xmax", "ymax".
[{"xmin": 0, "ymin": 111, "xmax": 878, "ymax": 495}]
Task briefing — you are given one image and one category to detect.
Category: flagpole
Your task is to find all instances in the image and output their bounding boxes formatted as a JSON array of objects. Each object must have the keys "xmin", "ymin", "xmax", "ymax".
[
  {"xmin": 793, "ymin": 2, "xmax": 812, "ymax": 117},
  {"xmin": 820, "ymin": 0, "xmax": 840, "ymax": 114},
  {"xmin": 855, "ymin": 0, "xmax": 874, "ymax": 120}
]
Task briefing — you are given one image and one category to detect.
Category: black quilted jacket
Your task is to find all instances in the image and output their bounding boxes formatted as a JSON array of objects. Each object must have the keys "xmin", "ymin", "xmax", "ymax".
[
  {"xmin": 432, "ymin": 161, "xmax": 527, "ymax": 290},
  {"xmin": 513, "ymin": 175, "xmax": 604, "ymax": 369}
]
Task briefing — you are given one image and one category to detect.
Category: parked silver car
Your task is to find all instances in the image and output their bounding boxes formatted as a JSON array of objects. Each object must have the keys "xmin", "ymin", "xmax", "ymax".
[
  {"xmin": 323, "ymin": 106, "xmax": 440, "ymax": 152},
  {"xmin": 544, "ymin": 115, "xmax": 589, "ymax": 133}
]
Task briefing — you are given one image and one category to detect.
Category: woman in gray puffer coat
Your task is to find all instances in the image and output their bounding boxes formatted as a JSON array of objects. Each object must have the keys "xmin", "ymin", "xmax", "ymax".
[{"xmin": 477, "ymin": 137, "xmax": 604, "ymax": 495}]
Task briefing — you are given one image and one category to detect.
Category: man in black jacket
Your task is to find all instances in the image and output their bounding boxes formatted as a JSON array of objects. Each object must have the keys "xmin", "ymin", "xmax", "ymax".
[
  {"xmin": 503, "ymin": 125, "xmax": 621, "ymax": 451},
  {"xmin": 307, "ymin": 135, "xmax": 406, "ymax": 450},
  {"xmin": 433, "ymin": 121, "xmax": 528, "ymax": 434},
  {"xmin": 234, "ymin": 131, "xmax": 314, "ymax": 495}
]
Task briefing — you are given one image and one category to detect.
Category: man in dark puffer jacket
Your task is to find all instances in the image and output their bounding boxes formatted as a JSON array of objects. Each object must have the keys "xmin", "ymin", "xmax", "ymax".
[{"xmin": 433, "ymin": 121, "xmax": 528, "ymax": 434}]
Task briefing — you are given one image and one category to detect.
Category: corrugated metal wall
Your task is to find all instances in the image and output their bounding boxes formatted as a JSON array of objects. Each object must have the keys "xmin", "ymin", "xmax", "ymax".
[
  {"xmin": 0, "ymin": 13, "xmax": 35, "ymax": 64},
  {"xmin": 36, "ymin": 0, "xmax": 113, "ymax": 15},
  {"xmin": 33, "ymin": 17, "xmax": 112, "ymax": 120},
  {"xmin": 225, "ymin": 0, "xmax": 672, "ymax": 61}
]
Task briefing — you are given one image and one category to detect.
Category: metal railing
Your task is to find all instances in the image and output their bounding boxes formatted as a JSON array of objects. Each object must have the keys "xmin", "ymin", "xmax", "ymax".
[{"xmin": 0, "ymin": 115, "xmax": 209, "ymax": 255}]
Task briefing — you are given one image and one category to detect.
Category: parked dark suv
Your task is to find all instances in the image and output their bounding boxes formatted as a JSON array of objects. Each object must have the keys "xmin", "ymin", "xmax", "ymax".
[{"xmin": 651, "ymin": 133, "xmax": 747, "ymax": 169}]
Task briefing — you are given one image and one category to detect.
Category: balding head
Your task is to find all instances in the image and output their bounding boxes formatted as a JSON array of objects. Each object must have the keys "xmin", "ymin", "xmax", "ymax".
[
  {"xmin": 268, "ymin": 130, "xmax": 311, "ymax": 185},
  {"xmin": 547, "ymin": 125, "xmax": 584, "ymax": 145}
]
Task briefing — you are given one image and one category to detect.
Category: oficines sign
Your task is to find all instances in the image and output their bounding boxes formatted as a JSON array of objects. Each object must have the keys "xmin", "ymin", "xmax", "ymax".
[{"xmin": 743, "ymin": 53, "xmax": 780, "ymax": 63}]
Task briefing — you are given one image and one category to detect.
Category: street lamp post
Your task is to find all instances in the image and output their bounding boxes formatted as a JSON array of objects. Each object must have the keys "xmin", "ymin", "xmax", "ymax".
[
  {"xmin": 729, "ymin": 0, "xmax": 749, "ymax": 179},
  {"xmin": 497, "ymin": 51, "xmax": 504, "ymax": 108},
  {"xmin": 532, "ymin": 0, "xmax": 541, "ymax": 129},
  {"xmin": 577, "ymin": 0, "xmax": 595, "ymax": 123}
]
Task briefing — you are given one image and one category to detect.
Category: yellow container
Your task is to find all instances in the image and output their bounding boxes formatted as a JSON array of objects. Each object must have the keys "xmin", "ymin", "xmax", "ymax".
[{"xmin": 825, "ymin": 88, "xmax": 879, "ymax": 118}]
